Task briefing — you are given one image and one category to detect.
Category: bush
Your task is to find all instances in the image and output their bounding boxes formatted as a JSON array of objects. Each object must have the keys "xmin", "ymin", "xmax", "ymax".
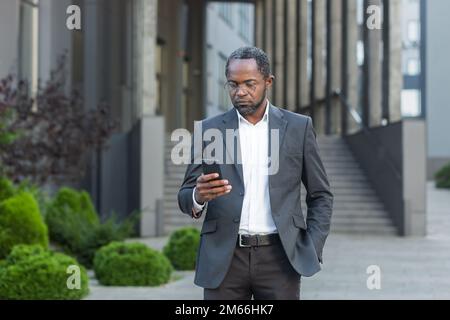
[
  {"xmin": 163, "ymin": 227, "xmax": 200, "ymax": 270},
  {"xmin": 94, "ymin": 242, "xmax": 172, "ymax": 286},
  {"xmin": 45, "ymin": 187, "xmax": 98, "ymax": 263},
  {"xmin": 435, "ymin": 162, "xmax": 450, "ymax": 189},
  {"xmin": 16, "ymin": 179, "xmax": 51, "ymax": 218},
  {"xmin": 45, "ymin": 187, "xmax": 137, "ymax": 267},
  {"xmin": 0, "ymin": 192, "xmax": 48, "ymax": 258},
  {"xmin": 0, "ymin": 244, "xmax": 89, "ymax": 299},
  {"xmin": 0, "ymin": 176, "xmax": 15, "ymax": 202},
  {"xmin": 71, "ymin": 214, "xmax": 137, "ymax": 268}
]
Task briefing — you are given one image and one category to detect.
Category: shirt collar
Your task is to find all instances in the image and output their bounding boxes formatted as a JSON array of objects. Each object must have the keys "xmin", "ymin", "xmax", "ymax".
[{"xmin": 236, "ymin": 99, "xmax": 270, "ymax": 126}]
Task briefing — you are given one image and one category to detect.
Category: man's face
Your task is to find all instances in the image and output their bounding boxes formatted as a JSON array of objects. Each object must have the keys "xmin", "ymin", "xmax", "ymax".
[{"xmin": 226, "ymin": 59, "xmax": 273, "ymax": 117}]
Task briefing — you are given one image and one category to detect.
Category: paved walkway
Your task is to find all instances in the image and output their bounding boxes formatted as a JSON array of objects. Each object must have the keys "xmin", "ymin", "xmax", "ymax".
[{"xmin": 86, "ymin": 182, "xmax": 450, "ymax": 300}]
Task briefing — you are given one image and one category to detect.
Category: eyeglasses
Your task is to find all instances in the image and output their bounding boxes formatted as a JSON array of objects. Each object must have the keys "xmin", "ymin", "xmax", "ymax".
[{"xmin": 224, "ymin": 81, "xmax": 258, "ymax": 94}]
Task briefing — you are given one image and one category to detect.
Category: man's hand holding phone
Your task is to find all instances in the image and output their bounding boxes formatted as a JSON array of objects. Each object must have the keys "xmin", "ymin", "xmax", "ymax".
[{"xmin": 194, "ymin": 173, "xmax": 232, "ymax": 204}]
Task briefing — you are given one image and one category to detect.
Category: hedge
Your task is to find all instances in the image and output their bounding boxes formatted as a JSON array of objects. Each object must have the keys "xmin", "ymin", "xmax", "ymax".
[
  {"xmin": 163, "ymin": 227, "xmax": 200, "ymax": 270},
  {"xmin": 45, "ymin": 187, "xmax": 135, "ymax": 267},
  {"xmin": 0, "ymin": 244, "xmax": 89, "ymax": 300},
  {"xmin": 0, "ymin": 192, "xmax": 48, "ymax": 259},
  {"xmin": 435, "ymin": 162, "xmax": 450, "ymax": 189},
  {"xmin": 94, "ymin": 242, "xmax": 172, "ymax": 286}
]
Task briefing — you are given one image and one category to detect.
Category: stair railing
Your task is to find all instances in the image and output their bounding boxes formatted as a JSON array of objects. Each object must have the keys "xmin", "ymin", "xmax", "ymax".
[{"xmin": 331, "ymin": 90, "xmax": 402, "ymax": 182}]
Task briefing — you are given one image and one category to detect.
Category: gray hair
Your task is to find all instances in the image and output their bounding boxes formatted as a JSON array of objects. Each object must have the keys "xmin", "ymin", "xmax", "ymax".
[{"xmin": 225, "ymin": 46, "xmax": 272, "ymax": 79}]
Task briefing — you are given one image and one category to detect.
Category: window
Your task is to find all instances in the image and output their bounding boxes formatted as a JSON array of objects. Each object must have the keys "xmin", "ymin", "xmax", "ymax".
[
  {"xmin": 238, "ymin": 5, "xmax": 251, "ymax": 42},
  {"xmin": 218, "ymin": 3, "xmax": 233, "ymax": 26},
  {"xmin": 407, "ymin": 20, "xmax": 420, "ymax": 44},
  {"xmin": 406, "ymin": 58, "xmax": 420, "ymax": 75},
  {"xmin": 401, "ymin": 89, "xmax": 421, "ymax": 117},
  {"xmin": 18, "ymin": 0, "xmax": 39, "ymax": 97}
]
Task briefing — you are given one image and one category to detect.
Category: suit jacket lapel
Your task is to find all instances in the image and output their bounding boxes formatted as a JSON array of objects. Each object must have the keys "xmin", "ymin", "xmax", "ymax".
[
  {"xmin": 219, "ymin": 109, "xmax": 244, "ymax": 187},
  {"xmin": 268, "ymin": 104, "xmax": 287, "ymax": 189}
]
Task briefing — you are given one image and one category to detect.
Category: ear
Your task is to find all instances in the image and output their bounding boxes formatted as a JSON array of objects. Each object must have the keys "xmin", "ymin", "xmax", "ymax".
[{"xmin": 265, "ymin": 75, "xmax": 274, "ymax": 88}]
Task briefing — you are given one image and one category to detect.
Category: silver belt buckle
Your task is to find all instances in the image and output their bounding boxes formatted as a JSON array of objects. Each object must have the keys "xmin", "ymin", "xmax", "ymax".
[{"xmin": 239, "ymin": 234, "xmax": 251, "ymax": 248}]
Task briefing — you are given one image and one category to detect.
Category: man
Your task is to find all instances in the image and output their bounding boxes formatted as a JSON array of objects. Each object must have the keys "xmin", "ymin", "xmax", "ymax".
[{"xmin": 178, "ymin": 46, "xmax": 333, "ymax": 300}]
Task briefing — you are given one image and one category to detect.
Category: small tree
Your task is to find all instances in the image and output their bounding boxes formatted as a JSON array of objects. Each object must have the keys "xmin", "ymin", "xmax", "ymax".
[{"xmin": 0, "ymin": 53, "xmax": 117, "ymax": 185}]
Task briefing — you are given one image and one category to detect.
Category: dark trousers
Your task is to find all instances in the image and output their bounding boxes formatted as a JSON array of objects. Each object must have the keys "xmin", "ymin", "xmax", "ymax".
[{"xmin": 204, "ymin": 238, "xmax": 301, "ymax": 300}]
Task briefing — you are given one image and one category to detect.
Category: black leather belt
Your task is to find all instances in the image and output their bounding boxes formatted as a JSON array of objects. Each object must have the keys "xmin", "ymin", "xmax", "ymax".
[{"xmin": 237, "ymin": 233, "xmax": 280, "ymax": 248}]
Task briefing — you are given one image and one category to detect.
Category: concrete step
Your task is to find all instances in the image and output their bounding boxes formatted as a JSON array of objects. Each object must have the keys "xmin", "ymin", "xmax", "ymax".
[
  {"xmin": 322, "ymin": 162, "xmax": 362, "ymax": 169},
  {"xmin": 330, "ymin": 226, "xmax": 397, "ymax": 236},
  {"xmin": 329, "ymin": 209, "xmax": 391, "ymax": 217},
  {"xmin": 329, "ymin": 202, "xmax": 385, "ymax": 210}
]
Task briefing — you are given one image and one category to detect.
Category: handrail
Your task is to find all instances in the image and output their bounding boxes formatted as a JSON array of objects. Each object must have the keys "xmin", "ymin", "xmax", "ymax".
[
  {"xmin": 331, "ymin": 89, "xmax": 363, "ymax": 127},
  {"xmin": 331, "ymin": 89, "xmax": 402, "ymax": 182}
]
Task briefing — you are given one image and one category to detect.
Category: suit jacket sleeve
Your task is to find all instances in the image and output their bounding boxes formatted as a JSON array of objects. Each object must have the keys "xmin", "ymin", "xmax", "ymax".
[
  {"xmin": 301, "ymin": 117, "xmax": 334, "ymax": 264},
  {"xmin": 178, "ymin": 135, "xmax": 207, "ymax": 219}
]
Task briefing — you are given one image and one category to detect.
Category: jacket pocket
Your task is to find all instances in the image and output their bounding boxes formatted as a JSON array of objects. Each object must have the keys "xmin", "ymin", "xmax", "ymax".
[
  {"xmin": 200, "ymin": 219, "xmax": 218, "ymax": 235},
  {"xmin": 292, "ymin": 214, "xmax": 307, "ymax": 230}
]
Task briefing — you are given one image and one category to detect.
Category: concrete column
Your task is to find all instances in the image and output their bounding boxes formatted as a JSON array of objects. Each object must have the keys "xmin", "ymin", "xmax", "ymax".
[
  {"xmin": 273, "ymin": 0, "xmax": 285, "ymax": 106},
  {"xmin": 362, "ymin": 0, "xmax": 382, "ymax": 128},
  {"xmin": 382, "ymin": 0, "xmax": 403, "ymax": 123},
  {"xmin": 255, "ymin": 0, "xmax": 264, "ymax": 48},
  {"xmin": 264, "ymin": 0, "xmax": 273, "ymax": 101},
  {"xmin": 311, "ymin": 0, "xmax": 326, "ymax": 133},
  {"xmin": 298, "ymin": 0, "xmax": 309, "ymax": 110},
  {"xmin": 158, "ymin": 0, "xmax": 184, "ymax": 132},
  {"xmin": 133, "ymin": 0, "xmax": 158, "ymax": 118},
  {"xmin": 186, "ymin": 0, "xmax": 205, "ymax": 131},
  {"xmin": 286, "ymin": 0, "xmax": 297, "ymax": 111},
  {"xmin": 39, "ymin": 0, "xmax": 73, "ymax": 88},
  {"xmin": 342, "ymin": 0, "xmax": 359, "ymax": 134},
  {"xmin": 326, "ymin": 0, "xmax": 342, "ymax": 134},
  {"xmin": 402, "ymin": 120, "xmax": 427, "ymax": 236},
  {"xmin": 133, "ymin": 0, "xmax": 165, "ymax": 237}
]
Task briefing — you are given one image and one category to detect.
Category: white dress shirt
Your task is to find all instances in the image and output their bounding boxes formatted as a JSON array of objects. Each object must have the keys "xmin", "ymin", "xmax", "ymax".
[{"xmin": 193, "ymin": 100, "xmax": 277, "ymax": 235}]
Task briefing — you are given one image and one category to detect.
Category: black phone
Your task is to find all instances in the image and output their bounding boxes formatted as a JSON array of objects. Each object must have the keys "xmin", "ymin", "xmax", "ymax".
[{"xmin": 202, "ymin": 159, "xmax": 223, "ymax": 180}]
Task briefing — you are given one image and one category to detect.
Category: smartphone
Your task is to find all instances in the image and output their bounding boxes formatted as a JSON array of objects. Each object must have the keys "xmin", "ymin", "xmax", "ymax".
[{"xmin": 202, "ymin": 159, "xmax": 223, "ymax": 180}]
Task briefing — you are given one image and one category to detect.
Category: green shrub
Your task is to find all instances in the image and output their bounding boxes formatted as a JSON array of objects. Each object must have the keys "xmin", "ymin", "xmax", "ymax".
[
  {"xmin": 163, "ymin": 227, "xmax": 200, "ymax": 270},
  {"xmin": 71, "ymin": 213, "xmax": 138, "ymax": 268},
  {"xmin": 45, "ymin": 187, "xmax": 137, "ymax": 267},
  {"xmin": 46, "ymin": 187, "xmax": 99, "ymax": 237},
  {"xmin": 94, "ymin": 242, "xmax": 172, "ymax": 286},
  {"xmin": 0, "ymin": 176, "xmax": 15, "ymax": 202},
  {"xmin": 16, "ymin": 179, "xmax": 51, "ymax": 218},
  {"xmin": 0, "ymin": 244, "xmax": 89, "ymax": 300},
  {"xmin": 0, "ymin": 192, "xmax": 48, "ymax": 258},
  {"xmin": 435, "ymin": 162, "xmax": 450, "ymax": 189}
]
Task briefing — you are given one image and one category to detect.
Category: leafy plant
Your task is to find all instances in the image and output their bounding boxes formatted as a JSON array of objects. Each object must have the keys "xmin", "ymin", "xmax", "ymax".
[
  {"xmin": 163, "ymin": 227, "xmax": 200, "ymax": 270},
  {"xmin": 94, "ymin": 242, "xmax": 172, "ymax": 286},
  {"xmin": 0, "ymin": 176, "xmax": 15, "ymax": 202},
  {"xmin": 0, "ymin": 192, "xmax": 48, "ymax": 259},
  {"xmin": 435, "ymin": 162, "xmax": 450, "ymax": 189},
  {"xmin": 45, "ymin": 187, "xmax": 138, "ymax": 267},
  {"xmin": 0, "ymin": 53, "xmax": 117, "ymax": 186},
  {"xmin": 0, "ymin": 244, "xmax": 89, "ymax": 300}
]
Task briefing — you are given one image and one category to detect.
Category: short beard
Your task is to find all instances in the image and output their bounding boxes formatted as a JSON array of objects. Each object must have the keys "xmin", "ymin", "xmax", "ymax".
[{"xmin": 233, "ymin": 88, "xmax": 267, "ymax": 117}]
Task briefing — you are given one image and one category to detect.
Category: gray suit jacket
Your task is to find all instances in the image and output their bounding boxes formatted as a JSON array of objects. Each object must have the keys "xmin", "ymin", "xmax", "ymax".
[{"xmin": 178, "ymin": 104, "xmax": 333, "ymax": 289}]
